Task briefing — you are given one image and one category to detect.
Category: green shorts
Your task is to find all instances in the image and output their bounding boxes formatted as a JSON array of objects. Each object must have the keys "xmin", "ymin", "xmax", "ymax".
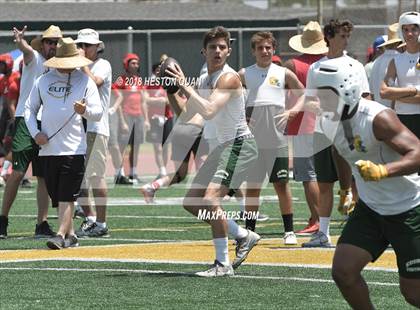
[
  {"xmin": 11, "ymin": 117, "xmax": 43, "ymax": 176},
  {"xmin": 11, "ymin": 117, "xmax": 38, "ymax": 152},
  {"xmin": 247, "ymin": 147, "xmax": 289, "ymax": 183},
  {"xmin": 338, "ymin": 200, "xmax": 420, "ymax": 279},
  {"xmin": 193, "ymin": 136, "xmax": 258, "ymax": 190}
]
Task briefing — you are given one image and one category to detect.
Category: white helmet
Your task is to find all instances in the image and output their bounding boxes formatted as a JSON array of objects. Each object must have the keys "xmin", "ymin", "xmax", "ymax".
[
  {"xmin": 311, "ymin": 59, "xmax": 362, "ymax": 118},
  {"xmin": 398, "ymin": 11, "xmax": 420, "ymax": 43}
]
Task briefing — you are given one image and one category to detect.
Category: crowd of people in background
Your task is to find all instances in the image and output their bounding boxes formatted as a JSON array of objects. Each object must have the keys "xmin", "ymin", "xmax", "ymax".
[{"xmin": 0, "ymin": 11, "xmax": 419, "ymax": 307}]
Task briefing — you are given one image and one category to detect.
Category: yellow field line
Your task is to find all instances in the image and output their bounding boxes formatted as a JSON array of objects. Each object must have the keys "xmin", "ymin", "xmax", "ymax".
[{"xmin": 0, "ymin": 238, "xmax": 397, "ymax": 270}]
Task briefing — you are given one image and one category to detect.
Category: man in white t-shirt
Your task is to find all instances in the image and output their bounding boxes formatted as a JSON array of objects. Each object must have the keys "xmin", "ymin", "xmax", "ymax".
[
  {"xmin": 381, "ymin": 11, "xmax": 420, "ymax": 139},
  {"xmin": 74, "ymin": 29, "xmax": 112, "ymax": 238},
  {"xmin": 25, "ymin": 37, "xmax": 103, "ymax": 249},
  {"xmin": 0, "ymin": 25, "xmax": 62, "ymax": 239},
  {"xmin": 370, "ymin": 23, "xmax": 402, "ymax": 108},
  {"xmin": 302, "ymin": 19, "xmax": 370, "ymax": 247}
]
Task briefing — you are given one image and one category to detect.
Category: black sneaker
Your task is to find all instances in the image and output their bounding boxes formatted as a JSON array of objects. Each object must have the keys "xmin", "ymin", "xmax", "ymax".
[
  {"xmin": 129, "ymin": 174, "xmax": 143, "ymax": 184},
  {"xmin": 35, "ymin": 221, "xmax": 56, "ymax": 239},
  {"xmin": 115, "ymin": 175, "xmax": 133, "ymax": 185},
  {"xmin": 64, "ymin": 235, "xmax": 79, "ymax": 248},
  {"xmin": 20, "ymin": 178, "xmax": 33, "ymax": 188},
  {"xmin": 46, "ymin": 235, "xmax": 65, "ymax": 250},
  {"xmin": 0, "ymin": 215, "xmax": 8, "ymax": 239}
]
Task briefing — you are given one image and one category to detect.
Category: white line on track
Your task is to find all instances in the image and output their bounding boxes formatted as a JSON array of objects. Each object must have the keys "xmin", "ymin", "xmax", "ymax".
[{"xmin": 0, "ymin": 265, "xmax": 398, "ymax": 286}]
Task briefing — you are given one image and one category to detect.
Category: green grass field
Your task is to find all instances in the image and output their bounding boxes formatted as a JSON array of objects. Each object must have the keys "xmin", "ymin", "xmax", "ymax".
[{"xmin": 0, "ymin": 178, "xmax": 412, "ymax": 309}]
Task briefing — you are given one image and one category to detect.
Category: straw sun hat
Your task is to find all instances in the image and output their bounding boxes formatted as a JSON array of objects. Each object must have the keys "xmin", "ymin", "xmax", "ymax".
[
  {"xmin": 377, "ymin": 23, "xmax": 402, "ymax": 48},
  {"xmin": 43, "ymin": 37, "xmax": 92, "ymax": 69},
  {"xmin": 30, "ymin": 25, "xmax": 63, "ymax": 52},
  {"xmin": 288, "ymin": 21, "xmax": 328, "ymax": 55}
]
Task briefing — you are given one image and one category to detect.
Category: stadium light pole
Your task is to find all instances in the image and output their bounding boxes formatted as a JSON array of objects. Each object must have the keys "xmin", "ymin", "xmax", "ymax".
[
  {"xmin": 317, "ymin": 0, "xmax": 323, "ymax": 25},
  {"xmin": 127, "ymin": 26, "xmax": 133, "ymax": 53}
]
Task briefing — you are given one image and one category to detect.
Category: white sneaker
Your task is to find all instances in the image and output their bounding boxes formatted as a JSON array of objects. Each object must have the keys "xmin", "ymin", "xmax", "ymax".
[
  {"xmin": 302, "ymin": 231, "xmax": 332, "ymax": 248},
  {"xmin": 232, "ymin": 230, "xmax": 261, "ymax": 269},
  {"xmin": 283, "ymin": 231, "xmax": 297, "ymax": 245},
  {"xmin": 195, "ymin": 260, "xmax": 234, "ymax": 277}
]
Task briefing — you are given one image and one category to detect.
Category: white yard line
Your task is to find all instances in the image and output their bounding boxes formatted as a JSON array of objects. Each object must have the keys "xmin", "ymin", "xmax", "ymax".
[{"xmin": 0, "ymin": 265, "xmax": 398, "ymax": 286}]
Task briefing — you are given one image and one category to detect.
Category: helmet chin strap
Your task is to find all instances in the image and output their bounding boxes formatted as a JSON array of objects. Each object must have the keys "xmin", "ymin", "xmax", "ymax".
[{"xmin": 341, "ymin": 103, "xmax": 359, "ymax": 151}]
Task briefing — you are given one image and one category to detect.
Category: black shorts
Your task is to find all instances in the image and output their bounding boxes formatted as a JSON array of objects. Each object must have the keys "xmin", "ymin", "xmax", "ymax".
[
  {"xmin": 43, "ymin": 155, "xmax": 85, "ymax": 208},
  {"xmin": 162, "ymin": 117, "xmax": 174, "ymax": 145}
]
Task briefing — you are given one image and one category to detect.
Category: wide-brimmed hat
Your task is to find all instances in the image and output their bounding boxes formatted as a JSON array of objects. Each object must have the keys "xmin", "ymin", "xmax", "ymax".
[
  {"xmin": 289, "ymin": 21, "xmax": 328, "ymax": 55},
  {"xmin": 377, "ymin": 23, "xmax": 402, "ymax": 48},
  {"xmin": 30, "ymin": 25, "xmax": 63, "ymax": 52},
  {"xmin": 43, "ymin": 37, "xmax": 92, "ymax": 69},
  {"xmin": 74, "ymin": 28, "xmax": 105, "ymax": 52}
]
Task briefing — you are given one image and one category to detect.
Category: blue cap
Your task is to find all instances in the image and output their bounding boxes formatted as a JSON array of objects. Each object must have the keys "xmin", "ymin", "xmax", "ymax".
[{"xmin": 373, "ymin": 35, "xmax": 388, "ymax": 51}]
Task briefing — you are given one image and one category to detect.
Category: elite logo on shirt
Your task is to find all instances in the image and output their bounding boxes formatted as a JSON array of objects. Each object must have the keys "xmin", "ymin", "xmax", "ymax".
[{"xmin": 48, "ymin": 81, "xmax": 72, "ymax": 99}]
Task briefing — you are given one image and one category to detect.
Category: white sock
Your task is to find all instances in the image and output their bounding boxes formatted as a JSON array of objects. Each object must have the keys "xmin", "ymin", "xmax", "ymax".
[
  {"xmin": 130, "ymin": 168, "xmax": 136, "ymax": 176},
  {"xmin": 1, "ymin": 160, "xmax": 11, "ymax": 176},
  {"xmin": 159, "ymin": 166, "xmax": 167, "ymax": 175},
  {"xmin": 96, "ymin": 221, "xmax": 106, "ymax": 228},
  {"xmin": 238, "ymin": 198, "xmax": 245, "ymax": 212},
  {"xmin": 319, "ymin": 217, "xmax": 330, "ymax": 236},
  {"xmin": 213, "ymin": 237, "xmax": 229, "ymax": 266},
  {"xmin": 228, "ymin": 219, "xmax": 248, "ymax": 239},
  {"xmin": 86, "ymin": 216, "xmax": 96, "ymax": 224},
  {"xmin": 116, "ymin": 168, "xmax": 125, "ymax": 177}
]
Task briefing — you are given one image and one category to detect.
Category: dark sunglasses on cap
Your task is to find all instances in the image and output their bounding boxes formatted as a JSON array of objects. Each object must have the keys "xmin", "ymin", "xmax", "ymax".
[
  {"xmin": 44, "ymin": 39, "xmax": 59, "ymax": 46},
  {"xmin": 77, "ymin": 43, "xmax": 94, "ymax": 48}
]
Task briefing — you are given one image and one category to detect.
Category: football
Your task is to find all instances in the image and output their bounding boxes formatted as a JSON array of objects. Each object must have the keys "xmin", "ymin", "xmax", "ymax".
[{"xmin": 159, "ymin": 57, "xmax": 180, "ymax": 94}]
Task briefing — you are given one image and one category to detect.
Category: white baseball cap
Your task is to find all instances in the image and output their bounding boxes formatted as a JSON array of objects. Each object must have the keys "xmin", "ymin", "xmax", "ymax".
[{"xmin": 74, "ymin": 28, "xmax": 105, "ymax": 51}]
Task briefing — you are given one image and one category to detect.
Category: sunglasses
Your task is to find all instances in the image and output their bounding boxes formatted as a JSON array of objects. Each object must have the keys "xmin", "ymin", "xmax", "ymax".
[
  {"xmin": 44, "ymin": 39, "xmax": 58, "ymax": 46},
  {"xmin": 77, "ymin": 43, "xmax": 94, "ymax": 48}
]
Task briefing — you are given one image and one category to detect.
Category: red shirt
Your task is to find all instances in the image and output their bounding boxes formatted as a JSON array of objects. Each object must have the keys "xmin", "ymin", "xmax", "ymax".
[
  {"xmin": 144, "ymin": 84, "xmax": 174, "ymax": 119},
  {"xmin": 112, "ymin": 74, "xmax": 144, "ymax": 116},
  {"xmin": 0, "ymin": 71, "xmax": 20, "ymax": 101},
  {"xmin": 287, "ymin": 54, "xmax": 324, "ymax": 135}
]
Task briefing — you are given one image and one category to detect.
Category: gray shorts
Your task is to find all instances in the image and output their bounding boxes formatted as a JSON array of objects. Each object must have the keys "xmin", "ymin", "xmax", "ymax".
[
  {"xmin": 293, "ymin": 134, "xmax": 317, "ymax": 182},
  {"xmin": 246, "ymin": 105, "xmax": 288, "ymax": 149},
  {"xmin": 108, "ymin": 112, "xmax": 120, "ymax": 146},
  {"xmin": 171, "ymin": 122, "xmax": 208, "ymax": 162},
  {"xmin": 122, "ymin": 114, "xmax": 144, "ymax": 145},
  {"xmin": 247, "ymin": 147, "xmax": 289, "ymax": 184}
]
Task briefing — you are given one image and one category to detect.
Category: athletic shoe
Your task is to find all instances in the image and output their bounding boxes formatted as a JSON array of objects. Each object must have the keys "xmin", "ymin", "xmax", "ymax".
[
  {"xmin": 46, "ymin": 235, "xmax": 65, "ymax": 250},
  {"xmin": 232, "ymin": 230, "xmax": 261, "ymax": 269},
  {"xmin": 0, "ymin": 215, "xmax": 8, "ymax": 239},
  {"xmin": 129, "ymin": 174, "xmax": 143, "ymax": 184},
  {"xmin": 154, "ymin": 173, "xmax": 167, "ymax": 180},
  {"xmin": 20, "ymin": 178, "xmax": 33, "ymax": 188},
  {"xmin": 75, "ymin": 219, "xmax": 95, "ymax": 238},
  {"xmin": 301, "ymin": 231, "xmax": 332, "ymax": 248},
  {"xmin": 140, "ymin": 184, "xmax": 156, "ymax": 203},
  {"xmin": 64, "ymin": 235, "xmax": 79, "ymax": 248},
  {"xmin": 115, "ymin": 175, "xmax": 133, "ymax": 185},
  {"xmin": 34, "ymin": 221, "xmax": 56, "ymax": 239},
  {"xmin": 84, "ymin": 223, "xmax": 109, "ymax": 237},
  {"xmin": 296, "ymin": 219, "xmax": 319, "ymax": 235},
  {"xmin": 257, "ymin": 213, "xmax": 269, "ymax": 222},
  {"xmin": 283, "ymin": 231, "xmax": 298, "ymax": 245},
  {"xmin": 239, "ymin": 211, "xmax": 269, "ymax": 222},
  {"xmin": 195, "ymin": 260, "xmax": 234, "ymax": 277},
  {"xmin": 73, "ymin": 204, "xmax": 85, "ymax": 219}
]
